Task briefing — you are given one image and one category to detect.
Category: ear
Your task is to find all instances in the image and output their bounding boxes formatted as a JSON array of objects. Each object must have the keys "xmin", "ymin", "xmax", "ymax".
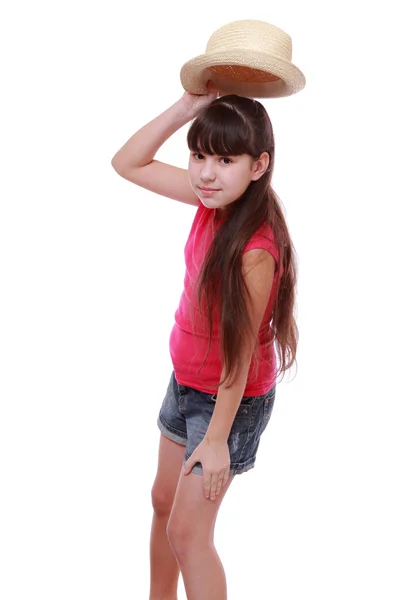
[{"xmin": 251, "ymin": 152, "xmax": 270, "ymax": 181}]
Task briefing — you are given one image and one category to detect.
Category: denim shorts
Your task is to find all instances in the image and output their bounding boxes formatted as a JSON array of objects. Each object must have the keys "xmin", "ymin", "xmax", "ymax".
[{"xmin": 157, "ymin": 371, "xmax": 275, "ymax": 476}]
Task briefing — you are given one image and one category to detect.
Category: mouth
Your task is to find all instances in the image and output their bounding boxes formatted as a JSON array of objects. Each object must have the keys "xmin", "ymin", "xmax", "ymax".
[{"xmin": 198, "ymin": 186, "xmax": 221, "ymax": 195}]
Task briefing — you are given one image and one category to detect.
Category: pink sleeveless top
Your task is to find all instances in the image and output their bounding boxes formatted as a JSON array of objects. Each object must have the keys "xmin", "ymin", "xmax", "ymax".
[{"xmin": 169, "ymin": 202, "xmax": 283, "ymax": 395}]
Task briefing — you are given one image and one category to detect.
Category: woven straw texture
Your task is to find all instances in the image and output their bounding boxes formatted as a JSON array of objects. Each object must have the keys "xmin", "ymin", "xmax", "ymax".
[{"xmin": 180, "ymin": 20, "xmax": 305, "ymax": 99}]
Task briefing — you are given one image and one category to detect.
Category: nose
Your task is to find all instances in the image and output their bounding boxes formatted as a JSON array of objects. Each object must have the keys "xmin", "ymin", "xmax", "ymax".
[{"xmin": 200, "ymin": 157, "xmax": 216, "ymax": 183}]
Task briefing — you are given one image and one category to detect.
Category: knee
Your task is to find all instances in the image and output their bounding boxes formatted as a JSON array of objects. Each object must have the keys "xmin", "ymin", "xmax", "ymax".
[
  {"xmin": 151, "ymin": 484, "xmax": 174, "ymax": 517},
  {"xmin": 166, "ymin": 516, "xmax": 204, "ymax": 556}
]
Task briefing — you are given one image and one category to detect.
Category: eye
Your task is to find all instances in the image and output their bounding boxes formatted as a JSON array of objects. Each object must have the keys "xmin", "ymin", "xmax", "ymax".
[
  {"xmin": 192, "ymin": 152, "xmax": 204, "ymax": 160},
  {"xmin": 220, "ymin": 157, "xmax": 232, "ymax": 165}
]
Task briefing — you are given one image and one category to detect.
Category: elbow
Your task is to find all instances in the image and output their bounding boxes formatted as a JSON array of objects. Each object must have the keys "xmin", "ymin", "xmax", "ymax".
[{"xmin": 111, "ymin": 155, "xmax": 125, "ymax": 175}]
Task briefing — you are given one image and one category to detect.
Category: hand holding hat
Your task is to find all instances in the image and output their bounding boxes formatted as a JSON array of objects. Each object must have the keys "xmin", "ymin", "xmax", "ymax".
[
  {"xmin": 180, "ymin": 20, "xmax": 306, "ymax": 99},
  {"xmin": 180, "ymin": 80, "xmax": 219, "ymax": 119}
]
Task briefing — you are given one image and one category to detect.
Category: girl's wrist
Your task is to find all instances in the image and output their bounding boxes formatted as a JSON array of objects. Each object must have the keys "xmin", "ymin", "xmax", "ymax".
[{"xmin": 174, "ymin": 95, "xmax": 198, "ymax": 122}]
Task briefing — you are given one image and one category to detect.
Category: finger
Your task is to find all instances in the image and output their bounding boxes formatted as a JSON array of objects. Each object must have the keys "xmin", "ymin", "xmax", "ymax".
[
  {"xmin": 206, "ymin": 81, "xmax": 219, "ymax": 99},
  {"xmin": 223, "ymin": 469, "xmax": 230, "ymax": 485},
  {"xmin": 209, "ymin": 473, "xmax": 220, "ymax": 500},
  {"xmin": 184, "ymin": 457, "xmax": 194, "ymax": 475},
  {"xmin": 203, "ymin": 473, "xmax": 211, "ymax": 499},
  {"xmin": 216, "ymin": 477, "xmax": 223, "ymax": 496}
]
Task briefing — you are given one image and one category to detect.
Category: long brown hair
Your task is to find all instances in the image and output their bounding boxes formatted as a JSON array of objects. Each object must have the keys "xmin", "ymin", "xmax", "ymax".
[{"xmin": 187, "ymin": 95, "xmax": 298, "ymax": 388}]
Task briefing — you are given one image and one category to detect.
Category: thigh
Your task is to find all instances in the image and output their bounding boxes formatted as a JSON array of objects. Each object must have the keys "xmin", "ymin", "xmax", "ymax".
[
  {"xmin": 151, "ymin": 433, "xmax": 187, "ymax": 513},
  {"xmin": 167, "ymin": 468, "xmax": 235, "ymax": 547}
]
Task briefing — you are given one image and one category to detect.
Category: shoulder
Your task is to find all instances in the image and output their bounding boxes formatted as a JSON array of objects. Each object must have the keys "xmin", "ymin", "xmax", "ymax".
[
  {"xmin": 242, "ymin": 248, "xmax": 276, "ymax": 287},
  {"xmin": 243, "ymin": 222, "xmax": 279, "ymax": 263}
]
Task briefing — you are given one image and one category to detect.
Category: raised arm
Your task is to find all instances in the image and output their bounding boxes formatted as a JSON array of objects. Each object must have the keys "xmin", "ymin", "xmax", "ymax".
[{"xmin": 111, "ymin": 88, "xmax": 218, "ymax": 205}]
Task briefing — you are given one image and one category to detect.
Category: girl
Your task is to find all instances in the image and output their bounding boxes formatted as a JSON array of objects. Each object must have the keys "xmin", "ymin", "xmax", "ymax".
[{"xmin": 111, "ymin": 85, "xmax": 298, "ymax": 600}]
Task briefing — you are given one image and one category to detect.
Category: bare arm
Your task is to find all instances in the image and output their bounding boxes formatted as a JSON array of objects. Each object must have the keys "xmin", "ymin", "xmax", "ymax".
[
  {"xmin": 205, "ymin": 249, "xmax": 276, "ymax": 442},
  {"xmin": 111, "ymin": 88, "xmax": 218, "ymax": 205},
  {"xmin": 182, "ymin": 248, "xmax": 276, "ymax": 498}
]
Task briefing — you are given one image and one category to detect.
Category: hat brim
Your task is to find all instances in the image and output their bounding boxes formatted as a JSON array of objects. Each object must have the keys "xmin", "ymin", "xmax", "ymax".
[{"xmin": 180, "ymin": 49, "xmax": 306, "ymax": 98}]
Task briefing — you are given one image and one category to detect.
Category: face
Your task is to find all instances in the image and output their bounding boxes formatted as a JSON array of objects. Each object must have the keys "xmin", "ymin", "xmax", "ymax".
[{"xmin": 188, "ymin": 151, "xmax": 269, "ymax": 212}]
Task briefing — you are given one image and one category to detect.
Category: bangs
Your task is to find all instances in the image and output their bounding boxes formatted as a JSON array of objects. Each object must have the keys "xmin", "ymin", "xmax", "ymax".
[{"xmin": 187, "ymin": 104, "xmax": 253, "ymax": 156}]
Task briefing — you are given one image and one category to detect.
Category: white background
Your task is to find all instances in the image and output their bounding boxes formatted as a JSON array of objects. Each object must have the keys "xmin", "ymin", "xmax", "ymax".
[{"xmin": 1, "ymin": 0, "xmax": 399, "ymax": 598}]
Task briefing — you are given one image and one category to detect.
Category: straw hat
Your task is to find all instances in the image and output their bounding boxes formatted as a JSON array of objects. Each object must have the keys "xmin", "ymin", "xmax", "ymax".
[{"xmin": 180, "ymin": 20, "xmax": 306, "ymax": 98}]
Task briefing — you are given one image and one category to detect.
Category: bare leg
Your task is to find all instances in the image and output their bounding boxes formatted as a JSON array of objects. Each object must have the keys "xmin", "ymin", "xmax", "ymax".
[
  {"xmin": 149, "ymin": 434, "xmax": 186, "ymax": 600},
  {"xmin": 149, "ymin": 511, "xmax": 180, "ymax": 600},
  {"xmin": 167, "ymin": 467, "xmax": 235, "ymax": 600},
  {"xmin": 176, "ymin": 541, "xmax": 228, "ymax": 600}
]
